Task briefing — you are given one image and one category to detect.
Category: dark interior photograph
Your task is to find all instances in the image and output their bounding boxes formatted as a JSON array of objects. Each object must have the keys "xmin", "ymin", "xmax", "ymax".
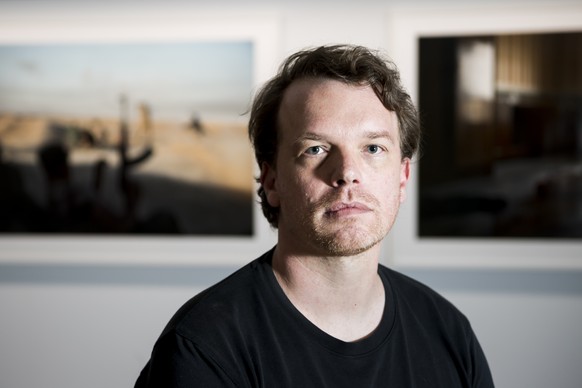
[{"xmin": 418, "ymin": 31, "xmax": 582, "ymax": 238}]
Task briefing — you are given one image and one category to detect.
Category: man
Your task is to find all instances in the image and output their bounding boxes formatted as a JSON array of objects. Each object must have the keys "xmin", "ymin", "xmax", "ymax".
[{"xmin": 135, "ymin": 44, "xmax": 494, "ymax": 387}]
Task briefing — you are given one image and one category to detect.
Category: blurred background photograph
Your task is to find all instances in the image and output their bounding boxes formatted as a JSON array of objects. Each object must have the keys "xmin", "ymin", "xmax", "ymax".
[
  {"xmin": 0, "ymin": 41, "xmax": 254, "ymax": 236},
  {"xmin": 418, "ymin": 31, "xmax": 582, "ymax": 239}
]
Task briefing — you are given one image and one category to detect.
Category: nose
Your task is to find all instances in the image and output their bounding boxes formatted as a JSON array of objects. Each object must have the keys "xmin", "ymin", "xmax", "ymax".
[{"xmin": 329, "ymin": 149, "xmax": 361, "ymax": 187}]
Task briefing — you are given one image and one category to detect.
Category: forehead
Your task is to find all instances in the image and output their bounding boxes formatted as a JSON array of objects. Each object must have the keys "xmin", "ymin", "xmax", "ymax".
[{"xmin": 277, "ymin": 78, "xmax": 398, "ymax": 141}]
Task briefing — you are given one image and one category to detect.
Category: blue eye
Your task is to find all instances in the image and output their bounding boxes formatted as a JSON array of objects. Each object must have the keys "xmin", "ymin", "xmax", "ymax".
[
  {"xmin": 366, "ymin": 144, "xmax": 382, "ymax": 154},
  {"xmin": 305, "ymin": 146, "xmax": 324, "ymax": 155}
]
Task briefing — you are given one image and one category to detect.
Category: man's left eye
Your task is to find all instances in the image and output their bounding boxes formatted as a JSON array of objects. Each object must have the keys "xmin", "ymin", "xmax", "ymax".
[{"xmin": 366, "ymin": 145, "xmax": 383, "ymax": 154}]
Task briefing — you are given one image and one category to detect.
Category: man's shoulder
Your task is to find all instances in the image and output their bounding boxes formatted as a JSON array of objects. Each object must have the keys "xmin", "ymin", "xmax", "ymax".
[
  {"xmin": 380, "ymin": 264, "xmax": 451, "ymax": 302},
  {"xmin": 162, "ymin": 251, "xmax": 273, "ymax": 342},
  {"xmin": 139, "ymin": 251, "xmax": 279, "ymax": 387},
  {"xmin": 379, "ymin": 265, "xmax": 470, "ymax": 327}
]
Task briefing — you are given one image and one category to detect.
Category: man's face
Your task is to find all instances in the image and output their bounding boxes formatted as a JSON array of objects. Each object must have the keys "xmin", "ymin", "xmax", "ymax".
[{"xmin": 261, "ymin": 78, "xmax": 410, "ymax": 257}]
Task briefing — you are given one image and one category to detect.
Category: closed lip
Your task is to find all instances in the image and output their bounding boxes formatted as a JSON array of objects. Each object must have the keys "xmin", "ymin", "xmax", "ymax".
[{"xmin": 325, "ymin": 202, "xmax": 371, "ymax": 215}]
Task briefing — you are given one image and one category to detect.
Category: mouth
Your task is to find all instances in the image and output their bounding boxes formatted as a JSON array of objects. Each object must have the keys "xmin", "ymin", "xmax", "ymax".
[{"xmin": 324, "ymin": 202, "xmax": 372, "ymax": 217}]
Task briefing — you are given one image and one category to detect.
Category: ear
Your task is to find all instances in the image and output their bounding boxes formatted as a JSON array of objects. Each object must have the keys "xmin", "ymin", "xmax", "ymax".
[
  {"xmin": 260, "ymin": 162, "xmax": 280, "ymax": 207},
  {"xmin": 399, "ymin": 158, "xmax": 411, "ymax": 203}
]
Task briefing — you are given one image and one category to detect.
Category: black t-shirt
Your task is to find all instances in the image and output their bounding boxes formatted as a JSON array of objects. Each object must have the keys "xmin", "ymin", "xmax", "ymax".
[{"xmin": 135, "ymin": 249, "xmax": 494, "ymax": 387}]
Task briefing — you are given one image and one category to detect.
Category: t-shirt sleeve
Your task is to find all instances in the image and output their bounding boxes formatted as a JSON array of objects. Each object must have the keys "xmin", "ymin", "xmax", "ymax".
[
  {"xmin": 135, "ymin": 331, "xmax": 238, "ymax": 388},
  {"xmin": 468, "ymin": 327, "xmax": 495, "ymax": 388}
]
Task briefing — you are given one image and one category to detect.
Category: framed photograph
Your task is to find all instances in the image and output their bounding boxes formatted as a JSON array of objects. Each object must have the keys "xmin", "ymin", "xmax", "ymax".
[
  {"xmin": 0, "ymin": 8, "xmax": 279, "ymax": 265},
  {"xmin": 385, "ymin": 4, "xmax": 582, "ymax": 269}
]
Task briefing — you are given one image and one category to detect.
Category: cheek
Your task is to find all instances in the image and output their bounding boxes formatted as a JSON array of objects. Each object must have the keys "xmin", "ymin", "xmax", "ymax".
[
  {"xmin": 272, "ymin": 174, "xmax": 296, "ymax": 207},
  {"xmin": 277, "ymin": 173, "xmax": 318, "ymax": 207},
  {"xmin": 376, "ymin": 171, "xmax": 404, "ymax": 204},
  {"xmin": 399, "ymin": 187, "xmax": 407, "ymax": 203}
]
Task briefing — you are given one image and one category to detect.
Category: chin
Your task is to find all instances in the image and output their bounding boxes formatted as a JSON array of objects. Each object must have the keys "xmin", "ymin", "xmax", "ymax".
[{"xmin": 314, "ymin": 226, "xmax": 384, "ymax": 257}]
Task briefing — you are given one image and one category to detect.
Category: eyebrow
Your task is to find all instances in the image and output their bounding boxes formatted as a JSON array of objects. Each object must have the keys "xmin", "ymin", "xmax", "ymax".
[
  {"xmin": 293, "ymin": 132, "xmax": 325, "ymax": 144},
  {"xmin": 364, "ymin": 130, "xmax": 395, "ymax": 142},
  {"xmin": 294, "ymin": 130, "xmax": 395, "ymax": 144}
]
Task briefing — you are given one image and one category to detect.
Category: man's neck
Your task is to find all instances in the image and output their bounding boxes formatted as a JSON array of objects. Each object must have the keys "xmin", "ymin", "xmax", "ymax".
[{"xmin": 271, "ymin": 244, "xmax": 385, "ymax": 342}]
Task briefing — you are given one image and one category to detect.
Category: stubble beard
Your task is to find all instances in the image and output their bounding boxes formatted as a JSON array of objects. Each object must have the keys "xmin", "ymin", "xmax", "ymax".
[
  {"xmin": 311, "ymin": 223, "xmax": 383, "ymax": 257},
  {"xmin": 300, "ymin": 190, "xmax": 399, "ymax": 257}
]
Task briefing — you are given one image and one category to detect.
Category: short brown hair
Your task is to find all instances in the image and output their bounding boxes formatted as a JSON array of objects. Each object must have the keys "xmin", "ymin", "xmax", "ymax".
[{"xmin": 248, "ymin": 44, "xmax": 420, "ymax": 228}]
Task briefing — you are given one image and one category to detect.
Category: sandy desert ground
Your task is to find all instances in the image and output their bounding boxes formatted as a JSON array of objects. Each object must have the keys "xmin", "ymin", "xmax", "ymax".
[{"xmin": 0, "ymin": 113, "xmax": 254, "ymax": 235}]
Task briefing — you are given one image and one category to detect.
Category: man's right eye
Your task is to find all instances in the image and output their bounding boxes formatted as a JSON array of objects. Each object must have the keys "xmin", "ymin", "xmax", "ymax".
[{"xmin": 305, "ymin": 146, "xmax": 324, "ymax": 155}]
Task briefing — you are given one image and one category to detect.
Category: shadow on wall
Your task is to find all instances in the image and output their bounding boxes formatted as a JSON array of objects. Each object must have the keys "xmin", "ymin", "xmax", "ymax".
[
  {"xmin": 0, "ymin": 264, "xmax": 238, "ymax": 287},
  {"xmin": 0, "ymin": 264, "xmax": 581, "ymax": 296},
  {"xmin": 401, "ymin": 267, "xmax": 582, "ymax": 296}
]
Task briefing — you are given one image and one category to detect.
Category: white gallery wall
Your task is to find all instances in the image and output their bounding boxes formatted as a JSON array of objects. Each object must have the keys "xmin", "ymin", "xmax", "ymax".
[{"xmin": 1, "ymin": 1, "xmax": 582, "ymax": 387}]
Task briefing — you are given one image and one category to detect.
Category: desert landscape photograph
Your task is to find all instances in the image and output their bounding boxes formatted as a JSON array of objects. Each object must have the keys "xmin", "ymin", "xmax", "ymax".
[{"xmin": 0, "ymin": 41, "xmax": 254, "ymax": 235}]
